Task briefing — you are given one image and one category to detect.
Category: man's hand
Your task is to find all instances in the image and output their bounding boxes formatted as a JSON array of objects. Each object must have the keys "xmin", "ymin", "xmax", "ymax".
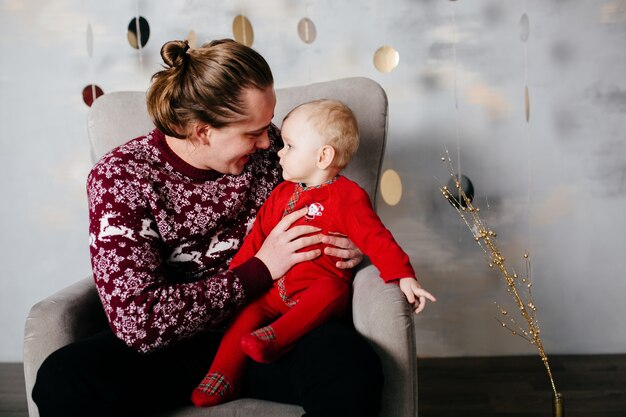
[
  {"xmin": 256, "ymin": 207, "xmax": 323, "ymax": 279},
  {"xmin": 321, "ymin": 233, "xmax": 364, "ymax": 269}
]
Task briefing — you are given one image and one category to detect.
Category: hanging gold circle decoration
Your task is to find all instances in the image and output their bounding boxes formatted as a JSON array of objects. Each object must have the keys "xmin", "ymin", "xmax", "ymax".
[
  {"xmin": 380, "ymin": 169, "xmax": 403, "ymax": 206},
  {"xmin": 233, "ymin": 15, "xmax": 254, "ymax": 47},
  {"xmin": 127, "ymin": 16, "xmax": 150, "ymax": 49},
  {"xmin": 186, "ymin": 30, "xmax": 197, "ymax": 49},
  {"xmin": 374, "ymin": 45, "xmax": 400, "ymax": 73},
  {"xmin": 82, "ymin": 84, "xmax": 104, "ymax": 107},
  {"xmin": 520, "ymin": 13, "xmax": 530, "ymax": 42},
  {"xmin": 298, "ymin": 18, "xmax": 317, "ymax": 44}
]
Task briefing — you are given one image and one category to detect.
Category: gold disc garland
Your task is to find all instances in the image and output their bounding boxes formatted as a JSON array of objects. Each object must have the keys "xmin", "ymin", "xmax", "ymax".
[
  {"xmin": 298, "ymin": 17, "xmax": 317, "ymax": 44},
  {"xmin": 186, "ymin": 30, "xmax": 197, "ymax": 50},
  {"xmin": 233, "ymin": 14, "xmax": 254, "ymax": 47},
  {"xmin": 373, "ymin": 45, "xmax": 399, "ymax": 73},
  {"xmin": 127, "ymin": 16, "xmax": 150, "ymax": 49},
  {"xmin": 83, "ymin": 17, "xmax": 103, "ymax": 107},
  {"xmin": 380, "ymin": 169, "xmax": 403, "ymax": 206},
  {"xmin": 520, "ymin": 13, "xmax": 530, "ymax": 42},
  {"xmin": 82, "ymin": 84, "xmax": 104, "ymax": 107}
]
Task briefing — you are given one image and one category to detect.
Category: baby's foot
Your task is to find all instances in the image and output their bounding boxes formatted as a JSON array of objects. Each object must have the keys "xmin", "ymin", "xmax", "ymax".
[
  {"xmin": 191, "ymin": 371, "xmax": 235, "ymax": 407},
  {"xmin": 241, "ymin": 326, "xmax": 284, "ymax": 363}
]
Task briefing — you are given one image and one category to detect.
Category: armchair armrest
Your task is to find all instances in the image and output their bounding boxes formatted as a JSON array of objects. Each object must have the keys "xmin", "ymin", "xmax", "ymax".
[
  {"xmin": 352, "ymin": 265, "xmax": 418, "ymax": 417},
  {"xmin": 23, "ymin": 276, "xmax": 107, "ymax": 417}
]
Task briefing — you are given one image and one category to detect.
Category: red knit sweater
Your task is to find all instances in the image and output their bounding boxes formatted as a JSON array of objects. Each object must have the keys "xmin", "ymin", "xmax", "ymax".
[{"xmin": 87, "ymin": 127, "xmax": 282, "ymax": 353}]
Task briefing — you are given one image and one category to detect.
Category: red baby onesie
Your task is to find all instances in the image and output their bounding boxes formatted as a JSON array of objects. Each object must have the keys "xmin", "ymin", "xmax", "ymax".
[
  {"xmin": 231, "ymin": 175, "xmax": 416, "ymax": 293},
  {"xmin": 192, "ymin": 175, "xmax": 416, "ymax": 406}
]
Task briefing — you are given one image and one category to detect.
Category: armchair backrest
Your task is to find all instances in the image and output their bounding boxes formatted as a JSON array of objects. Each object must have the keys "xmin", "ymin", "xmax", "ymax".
[{"xmin": 88, "ymin": 77, "xmax": 388, "ymax": 206}]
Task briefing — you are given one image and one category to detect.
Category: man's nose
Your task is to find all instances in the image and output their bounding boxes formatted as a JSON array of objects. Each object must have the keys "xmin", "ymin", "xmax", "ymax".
[{"xmin": 257, "ymin": 132, "xmax": 270, "ymax": 149}]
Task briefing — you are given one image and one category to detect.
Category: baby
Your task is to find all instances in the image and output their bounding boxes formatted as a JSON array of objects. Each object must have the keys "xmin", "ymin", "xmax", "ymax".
[{"xmin": 192, "ymin": 99, "xmax": 435, "ymax": 407}]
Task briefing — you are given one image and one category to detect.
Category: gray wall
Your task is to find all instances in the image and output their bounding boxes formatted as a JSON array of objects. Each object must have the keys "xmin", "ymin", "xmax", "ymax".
[{"xmin": 1, "ymin": 0, "xmax": 625, "ymax": 361}]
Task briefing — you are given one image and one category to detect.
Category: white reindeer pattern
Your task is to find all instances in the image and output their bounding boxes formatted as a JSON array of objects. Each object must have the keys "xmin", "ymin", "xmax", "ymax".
[
  {"xmin": 169, "ymin": 243, "xmax": 203, "ymax": 265},
  {"xmin": 98, "ymin": 212, "xmax": 136, "ymax": 241},
  {"xmin": 206, "ymin": 231, "xmax": 239, "ymax": 258},
  {"xmin": 139, "ymin": 218, "xmax": 160, "ymax": 239}
]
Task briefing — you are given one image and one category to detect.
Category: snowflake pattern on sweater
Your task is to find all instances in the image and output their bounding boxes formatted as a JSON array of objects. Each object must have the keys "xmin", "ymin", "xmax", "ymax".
[{"xmin": 87, "ymin": 127, "xmax": 282, "ymax": 353}]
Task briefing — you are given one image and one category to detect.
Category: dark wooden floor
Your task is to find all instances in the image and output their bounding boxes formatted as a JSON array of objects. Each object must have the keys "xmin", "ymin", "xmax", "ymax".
[
  {"xmin": 418, "ymin": 354, "xmax": 626, "ymax": 417},
  {"xmin": 0, "ymin": 363, "xmax": 27, "ymax": 417},
  {"xmin": 1, "ymin": 355, "xmax": 625, "ymax": 417}
]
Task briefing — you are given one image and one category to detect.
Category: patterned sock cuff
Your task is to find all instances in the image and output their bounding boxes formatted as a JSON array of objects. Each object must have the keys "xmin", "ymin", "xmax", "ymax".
[
  {"xmin": 197, "ymin": 372, "xmax": 232, "ymax": 396},
  {"xmin": 251, "ymin": 325, "xmax": 276, "ymax": 342}
]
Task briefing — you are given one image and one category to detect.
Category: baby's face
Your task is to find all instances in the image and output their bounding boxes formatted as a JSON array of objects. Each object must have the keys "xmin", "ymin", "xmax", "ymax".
[{"xmin": 278, "ymin": 108, "xmax": 325, "ymax": 185}]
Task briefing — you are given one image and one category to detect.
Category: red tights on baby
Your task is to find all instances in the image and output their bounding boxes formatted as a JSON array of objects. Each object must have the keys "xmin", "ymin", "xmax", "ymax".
[{"xmin": 191, "ymin": 277, "xmax": 350, "ymax": 407}]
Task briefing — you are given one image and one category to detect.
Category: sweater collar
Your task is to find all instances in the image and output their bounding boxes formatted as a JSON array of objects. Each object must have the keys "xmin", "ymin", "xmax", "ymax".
[
  {"xmin": 296, "ymin": 175, "xmax": 339, "ymax": 192},
  {"xmin": 152, "ymin": 129, "xmax": 222, "ymax": 181}
]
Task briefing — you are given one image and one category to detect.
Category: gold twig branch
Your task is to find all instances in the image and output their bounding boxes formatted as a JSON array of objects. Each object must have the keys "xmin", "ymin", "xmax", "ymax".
[{"xmin": 439, "ymin": 150, "xmax": 558, "ymax": 399}]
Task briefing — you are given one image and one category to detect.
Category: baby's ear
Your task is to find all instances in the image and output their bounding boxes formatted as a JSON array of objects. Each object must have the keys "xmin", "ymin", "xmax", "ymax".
[{"xmin": 317, "ymin": 145, "xmax": 336, "ymax": 169}]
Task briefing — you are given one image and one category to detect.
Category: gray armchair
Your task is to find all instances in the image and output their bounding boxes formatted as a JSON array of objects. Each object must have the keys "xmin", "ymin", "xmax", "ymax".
[{"xmin": 23, "ymin": 77, "xmax": 418, "ymax": 417}]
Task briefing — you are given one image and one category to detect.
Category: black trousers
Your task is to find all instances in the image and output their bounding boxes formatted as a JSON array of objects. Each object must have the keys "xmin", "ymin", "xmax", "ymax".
[{"xmin": 32, "ymin": 319, "xmax": 383, "ymax": 417}]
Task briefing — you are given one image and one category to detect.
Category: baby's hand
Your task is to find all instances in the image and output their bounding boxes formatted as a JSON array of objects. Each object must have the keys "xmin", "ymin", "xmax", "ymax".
[{"xmin": 398, "ymin": 277, "xmax": 436, "ymax": 315}]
